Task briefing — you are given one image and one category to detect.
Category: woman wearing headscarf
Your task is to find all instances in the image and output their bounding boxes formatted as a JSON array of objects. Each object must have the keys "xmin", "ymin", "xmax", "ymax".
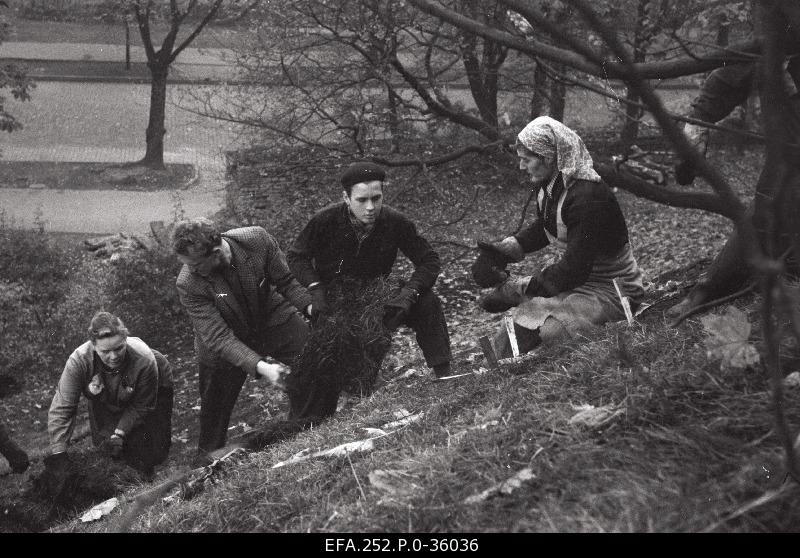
[{"xmin": 473, "ymin": 116, "xmax": 644, "ymax": 358}]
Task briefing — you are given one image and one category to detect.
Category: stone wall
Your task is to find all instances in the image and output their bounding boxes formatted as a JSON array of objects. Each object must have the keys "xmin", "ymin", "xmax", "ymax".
[{"xmin": 224, "ymin": 145, "xmax": 351, "ymax": 246}]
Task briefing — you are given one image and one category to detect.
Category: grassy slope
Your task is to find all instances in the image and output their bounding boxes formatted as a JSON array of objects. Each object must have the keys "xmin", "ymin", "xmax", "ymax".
[{"xmin": 51, "ymin": 143, "xmax": 798, "ymax": 533}]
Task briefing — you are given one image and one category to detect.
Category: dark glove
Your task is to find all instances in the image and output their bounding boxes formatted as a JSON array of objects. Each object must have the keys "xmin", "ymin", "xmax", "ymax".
[
  {"xmin": 308, "ymin": 284, "xmax": 329, "ymax": 321},
  {"xmin": 674, "ymin": 159, "xmax": 696, "ymax": 186},
  {"xmin": 41, "ymin": 452, "xmax": 72, "ymax": 499},
  {"xmin": 5, "ymin": 445, "xmax": 30, "ymax": 474},
  {"xmin": 44, "ymin": 452, "xmax": 70, "ymax": 473},
  {"xmin": 383, "ymin": 287, "xmax": 418, "ymax": 331},
  {"xmin": 99, "ymin": 435, "xmax": 124, "ymax": 459},
  {"xmin": 471, "ymin": 247, "xmax": 509, "ymax": 288}
]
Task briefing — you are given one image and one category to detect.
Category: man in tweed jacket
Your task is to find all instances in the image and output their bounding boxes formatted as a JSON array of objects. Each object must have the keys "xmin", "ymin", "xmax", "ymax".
[{"xmin": 172, "ymin": 218, "xmax": 333, "ymax": 458}]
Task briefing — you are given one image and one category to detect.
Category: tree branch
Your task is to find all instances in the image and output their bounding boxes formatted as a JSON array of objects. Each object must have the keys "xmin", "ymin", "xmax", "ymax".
[
  {"xmin": 408, "ymin": 0, "xmax": 759, "ymax": 79},
  {"xmin": 595, "ymin": 163, "xmax": 733, "ymax": 217},
  {"xmin": 170, "ymin": 0, "xmax": 224, "ymax": 62},
  {"xmin": 369, "ymin": 140, "xmax": 506, "ymax": 169},
  {"xmin": 567, "ymin": 0, "xmax": 745, "ymax": 222}
]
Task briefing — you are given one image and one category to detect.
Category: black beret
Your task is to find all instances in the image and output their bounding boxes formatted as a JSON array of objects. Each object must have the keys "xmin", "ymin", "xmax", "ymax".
[{"xmin": 340, "ymin": 162, "xmax": 386, "ymax": 189}]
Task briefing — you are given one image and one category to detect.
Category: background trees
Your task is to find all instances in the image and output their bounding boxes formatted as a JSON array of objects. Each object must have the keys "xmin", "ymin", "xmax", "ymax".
[
  {"xmin": 198, "ymin": 0, "xmax": 799, "ymax": 479},
  {"xmin": 91, "ymin": 0, "xmax": 256, "ymax": 169},
  {"xmin": 0, "ymin": 1, "xmax": 33, "ymax": 138},
  {"xmin": 189, "ymin": 1, "xmax": 532, "ymax": 160},
  {"xmin": 409, "ymin": 0, "xmax": 800, "ymax": 481}
]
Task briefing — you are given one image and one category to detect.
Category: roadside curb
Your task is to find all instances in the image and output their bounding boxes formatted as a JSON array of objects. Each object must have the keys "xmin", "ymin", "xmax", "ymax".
[{"xmin": 18, "ymin": 73, "xmax": 242, "ymax": 86}]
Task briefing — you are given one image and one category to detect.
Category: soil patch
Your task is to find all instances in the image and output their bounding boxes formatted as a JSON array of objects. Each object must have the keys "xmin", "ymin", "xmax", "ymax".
[{"xmin": 0, "ymin": 162, "xmax": 195, "ymax": 192}]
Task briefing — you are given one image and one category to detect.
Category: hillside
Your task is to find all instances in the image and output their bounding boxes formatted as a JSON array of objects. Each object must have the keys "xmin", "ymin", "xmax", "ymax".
[{"xmin": 2, "ymin": 140, "xmax": 799, "ymax": 534}]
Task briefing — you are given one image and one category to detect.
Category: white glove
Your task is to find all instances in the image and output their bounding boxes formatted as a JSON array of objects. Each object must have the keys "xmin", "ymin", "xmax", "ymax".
[{"xmin": 256, "ymin": 361, "xmax": 290, "ymax": 390}]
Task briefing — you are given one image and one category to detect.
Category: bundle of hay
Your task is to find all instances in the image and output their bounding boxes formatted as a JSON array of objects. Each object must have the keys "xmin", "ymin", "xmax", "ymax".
[{"xmin": 291, "ymin": 277, "xmax": 394, "ymax": 400}]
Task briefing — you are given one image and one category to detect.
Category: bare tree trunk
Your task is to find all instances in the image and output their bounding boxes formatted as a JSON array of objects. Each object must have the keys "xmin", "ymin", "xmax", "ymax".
[
  {"xmin": 386, "ymin": 86, "xmax": 400, "ymax": 153},
  {"xmin": 140, "ymin": 64, "xmax": 169, "ymax": 169},
  {"xmin": 618, "ymin": 0, "xmax": 649, "ymax": 151},
  {"xmin": 125, "ymin": 18, "xmax": 131, "ymax": 70},
  {"xmin": 530, "ymin": 61, "xmax": 547, "ymax": 119},
  {"xmin": 548, "ymin": 64, "xmax": 566, "ymax": 122}
]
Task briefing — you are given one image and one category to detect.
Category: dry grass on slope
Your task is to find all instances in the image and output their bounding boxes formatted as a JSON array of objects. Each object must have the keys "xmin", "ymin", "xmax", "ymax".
[{"xmin": 85, "ymin": 298, "xmax": 800, "ymax": 533}]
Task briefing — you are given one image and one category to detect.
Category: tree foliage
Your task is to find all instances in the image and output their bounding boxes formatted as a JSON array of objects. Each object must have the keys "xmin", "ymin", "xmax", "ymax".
[{"xmin": 0, "ymin": 4, "xmax": 33, "ymax": 135}]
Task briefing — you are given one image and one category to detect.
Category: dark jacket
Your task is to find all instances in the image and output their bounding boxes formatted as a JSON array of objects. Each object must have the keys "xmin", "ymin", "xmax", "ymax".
[
  {"xmin": 514, "ymin": 175, "xmax": 631, "ymax": 297},
  {"xmin": 287, "ymin": 202, "xmax": 440, "ymax": 293},
  {"xmin": 176, "ymin": 226, "xmax": 312, "ymax": 375}
]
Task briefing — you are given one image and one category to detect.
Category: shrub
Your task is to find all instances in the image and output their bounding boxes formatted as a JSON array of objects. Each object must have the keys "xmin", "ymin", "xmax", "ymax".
[{"xmin": 105, "ymin": 246, "xmax": 191, "ymax": 352}]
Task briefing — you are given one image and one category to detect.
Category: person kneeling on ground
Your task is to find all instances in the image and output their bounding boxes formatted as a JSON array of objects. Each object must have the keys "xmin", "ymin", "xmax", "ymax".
[
  {"xmin": 46, "ymin": 311, "xmax": 174, "ymax": 479},
  {"xmin": 287, "ymin": 161, "xmax": 454, "ymax": 379},
  {"xmin": 473, "ymin": 116, "xmax": 645, "ymax": 359},
  {"xmin": 0, "ymin": 422, "xmax": 30, "ymax": 474}
]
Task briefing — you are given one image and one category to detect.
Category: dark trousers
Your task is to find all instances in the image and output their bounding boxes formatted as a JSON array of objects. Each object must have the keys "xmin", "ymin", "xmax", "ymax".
[
  {"xmin": 88, "ymin": 385, "xmax": 174, "ymax": 474},
  {"xmin": 197, "ymin": 313, "xmax": 315, "ymax": 452},
  {"xmin": 123, "ymin": 385, "xmax": 174, "ymax": 473},
  {"xmin": 492, "ymin": 323, "xmax": 541, "ymax": 360},
  {"xmin": 690, "ymin": 64, "xmax": 754, "ymax": 123},
  {"xmin": 401, "ymin": 289, "xmax": 452, "ymax": 367}
]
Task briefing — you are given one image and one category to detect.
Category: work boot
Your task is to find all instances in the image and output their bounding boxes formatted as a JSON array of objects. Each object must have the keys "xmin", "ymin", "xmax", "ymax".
[
  {"xmin": 478, "ymin": 276, "xmax": 531, "ymax": 313},
  {"xmin": 191, "ymin": 449, "xmax": 214, "ymax": 469},
  {"xmin": 432, "ymin": 362, "xmax": 451, "ymax": 378}
]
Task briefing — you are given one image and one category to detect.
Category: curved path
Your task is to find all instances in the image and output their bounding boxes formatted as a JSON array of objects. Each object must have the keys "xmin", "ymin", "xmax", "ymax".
[{"xmin": 0, "ymin": 79, "xmax": 244, "ymax": 234}]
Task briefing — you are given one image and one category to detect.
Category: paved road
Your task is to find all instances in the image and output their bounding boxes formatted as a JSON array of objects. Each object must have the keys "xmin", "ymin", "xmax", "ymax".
[
  {"xmin": 0, "ymin": 54, "xmax": 246, "ymax": 234},
  {"xmin": 0, "ymin": 41, "xmax": 234, "ymax": 65}
]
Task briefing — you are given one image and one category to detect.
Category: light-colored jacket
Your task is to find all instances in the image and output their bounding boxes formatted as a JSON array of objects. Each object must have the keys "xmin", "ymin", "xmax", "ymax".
[{"xmin": 47, "ymin": 337, "xmax": 161, "ymax": 454}]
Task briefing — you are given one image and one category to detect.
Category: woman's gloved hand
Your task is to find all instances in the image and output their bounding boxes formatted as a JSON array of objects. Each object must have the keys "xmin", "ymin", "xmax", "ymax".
[{"xmin": 471, "ymin": 237, "xmax": 523, "ymax": 288}]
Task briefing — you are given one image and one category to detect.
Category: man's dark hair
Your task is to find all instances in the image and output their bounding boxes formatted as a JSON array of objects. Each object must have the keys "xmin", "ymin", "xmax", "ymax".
[
  {"xmin": 171, "ymin": 218, "xmax": 222, "ymax": 256},
  {"xmin": 88, "ymin": 311, "xmax": 129, "ymax": 342}
]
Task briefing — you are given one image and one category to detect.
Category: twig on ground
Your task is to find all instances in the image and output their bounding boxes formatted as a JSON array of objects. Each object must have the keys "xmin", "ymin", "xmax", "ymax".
[
  {"xmin": 700, "ymin": 481, "xmax": 798, "ymax": 532},
  {"xmin": 347, "ymin": 452, "xmax": 367, "ymax": 502},
  {"xmin": 669, "ymin": 283, "xmax": 757, "ymax": 327}
]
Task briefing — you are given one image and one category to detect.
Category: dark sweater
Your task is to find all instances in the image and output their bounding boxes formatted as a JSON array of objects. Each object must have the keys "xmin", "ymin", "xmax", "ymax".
[
  {"xmin": 514, "ymin": 175, "xmax": 631, "ymax": 297},
  {"xmin": 287, "ymin": 203, "xmax": 440, "ymax": 293}
]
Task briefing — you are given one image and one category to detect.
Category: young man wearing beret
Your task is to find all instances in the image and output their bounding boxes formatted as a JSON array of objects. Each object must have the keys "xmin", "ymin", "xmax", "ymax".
[{"xmin": 287, "ymin": 161, "xmax": 453, "ymax": 378}]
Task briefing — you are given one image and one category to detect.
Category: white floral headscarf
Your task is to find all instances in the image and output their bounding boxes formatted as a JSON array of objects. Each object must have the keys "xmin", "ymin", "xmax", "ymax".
[{"xmin": 516, "ymin": 116, "xmax": 601, "ymax": 184}]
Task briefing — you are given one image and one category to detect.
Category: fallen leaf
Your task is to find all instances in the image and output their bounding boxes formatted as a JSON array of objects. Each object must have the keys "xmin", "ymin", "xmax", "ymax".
[
  {"xmin": 362, "ymin": 427, "xmax": 388, "ymax": 437},
  {"xmin": 80, "ymin": 497, "xmax": 118, "ymax": 523},
  {"xmin": 701, "ymin": 306, "xmax": 761, "ymax": 370},
  {"xmin": 382, "ymin": 411, "xmax": 425, "ymax": 430},
  {"xmin": 272, "ymin": 439, "xmax": 375, "ymax": 468},
  {"xmin": 784, "ymin": 372, "xmax": 800, "ymax": 388},
  {"xmin": 463, "ymin": 467, "xmax": 535, "ymax": 504},
  {"xmin": 568, "ymin": 403, "xmax": 624, "ymax": 428},
  {"xmin": 368, "ymin": 469, "xmax": 421, "ymax": 503}
]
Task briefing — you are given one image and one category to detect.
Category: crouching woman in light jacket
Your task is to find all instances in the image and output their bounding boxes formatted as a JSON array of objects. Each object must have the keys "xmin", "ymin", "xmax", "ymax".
[{"xmin": 47, "ymin": 311, "xmax": 174, "ymax": 477}]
